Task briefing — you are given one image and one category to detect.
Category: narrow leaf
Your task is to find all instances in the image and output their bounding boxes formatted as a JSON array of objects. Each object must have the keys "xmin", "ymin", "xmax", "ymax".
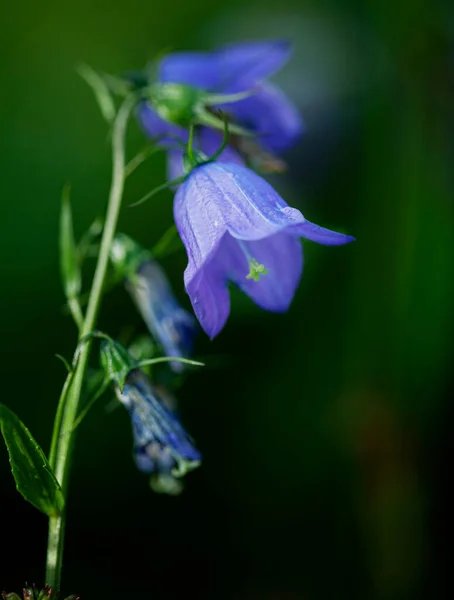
[
  {"xmin": 55, "ymin": 353, "xmax": 72, "ymax": 373},
  {"xmin": 77, "ymin": 63, "xmax": 116, "ymax": 123},
  {"xmin": 0, "ymin": 404, "xmax": 65, "ymax": 516},
  {"xmin": 60, "ymin": 184, "xmax": 81, "ymax": 301},
  {"xmin": 151, "ymin": 224, "xmax": 182, "ymax": 259}
]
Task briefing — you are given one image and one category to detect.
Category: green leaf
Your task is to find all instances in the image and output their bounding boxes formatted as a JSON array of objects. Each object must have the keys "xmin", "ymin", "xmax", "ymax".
[
  {"xmin": 0, "ymin": 404, "xmax": 65, "ymax": 516},
  {"xmin": 77, "ymin": 63, "xmax": 116, "ymax": 123},
  {"xmin": 59, "ymin": 184, "xmax": 81, "ymax": 301},
  {"xmin": 55, "ymin": 353, "xmax": 72, "ymax": 373}
]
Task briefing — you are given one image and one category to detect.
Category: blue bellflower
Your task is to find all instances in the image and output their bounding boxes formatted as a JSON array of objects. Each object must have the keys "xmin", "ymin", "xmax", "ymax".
[
  {"xmin": 116, "ymin": 370, "xmax": 201, "ymax": 478},
  {"xmin": 173, "ymin": 162, "xmax": 355, "ymax": 338},
  {"xmin": 110, "ymin": 234, "xmax": 197, "ymax": 372},
  {"xmin": 126, "ymin": 261, "xmax": 197, "ymax": 372},
  {"xmin": 137, "ymin": 40, "xmax": 303, "ymax": 179}
]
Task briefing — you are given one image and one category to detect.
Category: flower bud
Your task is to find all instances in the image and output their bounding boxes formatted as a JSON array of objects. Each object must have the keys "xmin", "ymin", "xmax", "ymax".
[
  {"xmin": 114, "ymin": 368, "xmax": 201, "ymax": 484},
  {"xmin": 22, "ymin": 587, "xmax": 34, "ymax": 600},
  {"xmin": 1, "ymin": 586, "xmax": 77, "ymax": 600},
  {"xmin": 148, "ymin": 83, "xmax": 205, "ymax": 127}
]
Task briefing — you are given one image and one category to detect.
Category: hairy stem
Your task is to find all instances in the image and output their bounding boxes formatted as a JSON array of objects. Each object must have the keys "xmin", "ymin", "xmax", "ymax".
[{"xmin": 45, "ymin": 95, "xmax": 135, "ymax": 589}]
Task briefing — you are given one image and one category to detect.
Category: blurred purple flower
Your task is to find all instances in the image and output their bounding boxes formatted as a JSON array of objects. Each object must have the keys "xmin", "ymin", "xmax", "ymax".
[
  {"xmin": 127, "ymin": 261, "xmax": 197, "ymax": 373},
  {"xmin": 110, "ymin": 234, "xmax": 197, "ymax": 373},
  {"xmin": 174, "ymin": 162, "xmax": 354, "ymax": 338},
  {"xmin": 116, "ymin": 370, "xmax": 201, "ymax": 477},
  {"xmin": 137, "ymin": 40, "xmax": 303, "ymax": 178}
]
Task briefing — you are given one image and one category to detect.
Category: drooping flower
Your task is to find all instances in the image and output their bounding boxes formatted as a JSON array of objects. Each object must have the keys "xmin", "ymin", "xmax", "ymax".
[
  {"xmin": 99, "ymin": 339, "xmax": 201, "ymax": 492},
  {"xmin": 137, "ymin": 40, "xmax": 303, "ymax": 178},
  {"xmin": 116, "ymin": 370, "xmax": 201, "ymax": 481},
  {"xmin": 173, "ymin": 161, "xmax": 355, "ymax": 338},
  {"xmin": 110, "ymin": 234, "xmax": 197, "ymax": 372}
]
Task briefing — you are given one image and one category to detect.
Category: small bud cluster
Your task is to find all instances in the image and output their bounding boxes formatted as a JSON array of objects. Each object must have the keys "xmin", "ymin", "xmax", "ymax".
[{"xmin": 1, "ymin": 585, "xmax": 78, "ymax": 600}]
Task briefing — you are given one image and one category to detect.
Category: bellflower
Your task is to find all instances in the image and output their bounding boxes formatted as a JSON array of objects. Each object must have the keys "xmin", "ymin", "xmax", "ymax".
[
  {"xmin": 137, "ymin": 40, "xmax": 303, "ymax": 178},
  {"xmin": 127, "ymin": 261, "xmax": 197, "ymax": 372},
  {"xmin": 116, "ymin": 370, "xmax": 201, "ymax": 480},
  {"xmin": 174, "ymin": 161, "xmax": 355, "ymax": 338},
  {"xmin": 110, "ymin": 234, "xmax": 197, "ymax": 372}
]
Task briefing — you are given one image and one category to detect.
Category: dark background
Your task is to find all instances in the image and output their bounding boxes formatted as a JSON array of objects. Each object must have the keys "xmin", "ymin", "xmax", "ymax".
[{"xmin": 1, "ymin": 0, "xmax": 453, "ymax": 598}]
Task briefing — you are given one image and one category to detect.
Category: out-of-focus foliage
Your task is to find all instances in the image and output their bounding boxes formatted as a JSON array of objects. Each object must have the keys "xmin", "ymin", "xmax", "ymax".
[{"xmin": 1, "ymin": 0, "xmax": 452, "ymax": 598}]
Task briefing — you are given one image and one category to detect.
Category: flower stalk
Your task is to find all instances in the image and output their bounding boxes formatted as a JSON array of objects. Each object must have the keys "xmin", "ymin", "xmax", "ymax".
[{"xmin": 45, "ymin": 94, "xmax": 136, "ymax": 589}]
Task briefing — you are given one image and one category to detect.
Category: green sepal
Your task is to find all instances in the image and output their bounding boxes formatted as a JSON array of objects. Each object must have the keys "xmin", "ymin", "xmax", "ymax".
[
  {"xmin": 99, "ymin": 335, "xmax": 203, "ymax": 391},
  {"xmin": 145, "ymin": 82, "xmax": 254, "ymax": 137},
  {"xmin": 147, "ymin": 83, "xmax": 204, "ymax": 127},
  {"xmin": 0, "ymin": 404, "xmax": 65, "ymax": 517},
  {"xmin": 99, "ymin": 339, "xmax": 138, "ymax": 392},
  {"xmin": 59, "ymin": 185, "xmax": 81, "ymax": 301},
  {"xmin": 1, "ymin": 594, "xmax": 22, "ymax": 600},
  {"xmin": 195, "ymin": 107, "xmax": 253, "ymax": 137},
  {"xmin": 171, "ymin": 457, "xmax": 201, "ymax": 478},
  {"xmin": 36, "ymin": 588, "xmax": 52, "ymax": 600},
  {"xmin": 22, "ymin": 586, "xmax": 34, "ymax": 600},
  {"xmin": 39, "ymin": 588, "xmax": 52, "ymax": 600},
  {"xmin": 109, "ymin": 233, "xmax": 151, "ymax": 280}
]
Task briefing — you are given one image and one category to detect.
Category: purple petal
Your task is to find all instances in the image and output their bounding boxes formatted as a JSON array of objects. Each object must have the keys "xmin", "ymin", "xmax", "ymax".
[
  {"xmin": 289, "ymin": 220, "xmax": 355, "ymax": 246},
  {"xmin": 122, "ymin": 371, "xmax": 201, "ymax": 471},
  {"xmin": 159, "ymin": 52, "xmax": 219, "ymax": 89},
  {"xmin": 219, "ymin": 233, "xmax": 303, "ymax": 312},
  {"xmin": 167, "ymin": 149, "xmax": 185, "ymax": 182},
  {"xmin": 184, "ymin": 261, "xmax": 231, "ymax": 339},
  {"xmin": 175, "ymin": 163, "xmax": 353, "ymax": 264},
  {"xmin": 173, "ymin": 168, "xmax": 228, "ymax": 280},
  {"xmin": 174, "ymin": 162, "xmax": 354, "ymax": 336},
  {"xmin": 226, "ymin": 82, "xmax": 304, "ymax": 153},
  {"xmin": 159, "ymin": 40, "xmax": 291, "ymax": 92},
  {"xmin": 136, "ymin": 102, "xmax": 187, "ymax": 143},
  {"xmin": 218, "ymin": 40, "xmax": 292, "ymax": 91},
  {"xmin": 190, "ymin": 162, "xmax": 306, "ymax": 241},
  {"xmin": 126, "ymin": 261, "xmax": 197, "ymax": 372}
]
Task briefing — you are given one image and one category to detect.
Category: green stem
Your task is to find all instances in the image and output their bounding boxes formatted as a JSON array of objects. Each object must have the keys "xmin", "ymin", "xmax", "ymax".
[
  {"xmin": 45, "ymin": 95, "xmax": 135, "ymax": 589},
  {"xmin": 46, "ymin": 514, "xmax": 65, "ymax": 589}
]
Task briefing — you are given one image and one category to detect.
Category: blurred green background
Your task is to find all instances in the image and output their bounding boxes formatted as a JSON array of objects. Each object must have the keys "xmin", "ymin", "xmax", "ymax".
[{"xmin": 1, "ymin": 0, "xmax": 453, "ymax": 598}]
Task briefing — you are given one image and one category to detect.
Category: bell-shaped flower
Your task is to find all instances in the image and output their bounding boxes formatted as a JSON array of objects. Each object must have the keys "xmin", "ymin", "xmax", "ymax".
[
  {"xmin": 99, "ymin": 339, "xmax": 201, "ymax": 493},
  {"xmin": 173, "ymin": 161, "xmax": 354, "ymax": 338},
  {"xmin": 158, "ymin": 39, "xmax": 303, "ymax": 153},
  {"xmin": 115, "ymin": 370, "xmax": 201, "ymax": 479},
  {"xmin": 137, "ymin": 39, "xmax": 303, "ymax": 178},
  {"xmin": 110, "ymin": 234, "xmax": 197, "ymax": 372}
]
